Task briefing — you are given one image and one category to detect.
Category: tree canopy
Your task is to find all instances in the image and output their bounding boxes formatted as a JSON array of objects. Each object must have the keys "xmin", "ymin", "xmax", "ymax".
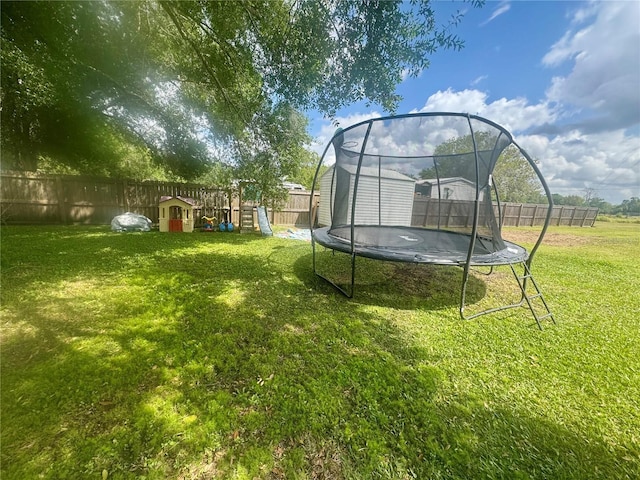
[
  {"xmin": 551, "ymin": 193, "xmax": 639, "ymax": 215},
  {"xmin": 418, "ymin": 131, "xmax": 545, "ymax": 203},
  {"xmin": 1, "ymin": 0, "xmax": 483, "ymax": 194}
]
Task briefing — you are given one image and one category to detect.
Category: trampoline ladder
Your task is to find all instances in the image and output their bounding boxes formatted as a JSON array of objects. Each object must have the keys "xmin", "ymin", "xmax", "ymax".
[{"xmin": 511, "ymin": 262, "xmax": 555, "ymax": 330}]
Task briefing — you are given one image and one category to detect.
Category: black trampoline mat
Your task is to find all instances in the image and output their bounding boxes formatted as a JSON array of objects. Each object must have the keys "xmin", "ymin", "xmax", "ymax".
[{"xmin": 313, "ymin": 226, "xmax": 528, "ymax": 266}]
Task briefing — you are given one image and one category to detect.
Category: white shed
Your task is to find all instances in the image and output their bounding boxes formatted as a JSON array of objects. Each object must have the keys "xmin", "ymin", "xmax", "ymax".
[
  {"xmin": 318, "ymin": 165, "xmax": 415, "ymax": 227},
  {"xmin": 415, "ymin": 177, "xmax": 483, "ymax": 202}
]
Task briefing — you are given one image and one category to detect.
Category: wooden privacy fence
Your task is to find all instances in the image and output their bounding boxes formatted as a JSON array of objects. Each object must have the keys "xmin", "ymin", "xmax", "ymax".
[
  {"xmin": 1, "ymin": 173, "xmax": 597, "ymax": 228},
  {"xmin": 498, "ymin": 202, "xmax": 598, "ymax": 227},
  {"xmin": 0, "ymin": 173, "xmax": 319, "ymax": 228},
  {"xmin": 309, "ymin": 198, "xmax": 597, "ymax": 228},
  {"xmin": 0, "ymin": 173, "xmax": 228, "ymax": 226},
  {"xmin": 410, "ymin": 197, "xmax": 598, "ymax": 228}
]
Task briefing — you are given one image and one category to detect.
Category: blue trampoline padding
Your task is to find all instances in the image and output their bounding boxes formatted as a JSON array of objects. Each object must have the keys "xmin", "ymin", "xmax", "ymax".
[{"xmin": 312, "ymin": 225, "xmax": 528, "ymax": 266}]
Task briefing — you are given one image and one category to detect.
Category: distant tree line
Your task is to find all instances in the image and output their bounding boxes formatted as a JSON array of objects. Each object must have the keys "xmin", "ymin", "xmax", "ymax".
[
  {"xmin": 418, "ymin": 131, "xmax": 546, "ymax": 204},
  {"xmin": 552, "ymin": 194, "xmax": 640, "ymax": 215}
]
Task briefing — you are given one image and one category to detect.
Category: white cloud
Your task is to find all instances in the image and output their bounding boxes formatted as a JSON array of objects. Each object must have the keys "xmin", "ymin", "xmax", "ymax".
[
  {"xmin": 470, "ymin": 75, "xmax": 488, "ymax": 86},
  {"xmin": 528, "ymin": 130, "xmax": 640, "ymax": 202},
  {"xmin": 310, "ymin": 111, "xmax": 382, "ymax": 161},
  {"xmin": 480, "ymin": 1, "xmax": 511, "ymax": 26},
  {"xmin": 311, "ymin": 87, "xmax": 638, "ymax": 203},
  {"xmin": 415, "ymin": 88, "xmax": 639, "ymax": 203},
  {"xmin": 413, "ymin": 88, "xmax": 557, "ymax": 132},
  {"xmin": 542, "ymin": 1, "xmax": 640, "ymax": 131}
]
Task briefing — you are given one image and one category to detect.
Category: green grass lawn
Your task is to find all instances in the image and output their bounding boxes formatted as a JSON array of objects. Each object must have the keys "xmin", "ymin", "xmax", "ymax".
[{"xmin": 1, "ymin": 222, "xmax": 639, "ymax": 479}]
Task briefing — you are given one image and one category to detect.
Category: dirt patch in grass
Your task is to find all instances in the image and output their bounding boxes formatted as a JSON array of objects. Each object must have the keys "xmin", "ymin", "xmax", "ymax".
[{"xmin": 502, "ymin": 230, "xmax": 592, "ymax": 247}]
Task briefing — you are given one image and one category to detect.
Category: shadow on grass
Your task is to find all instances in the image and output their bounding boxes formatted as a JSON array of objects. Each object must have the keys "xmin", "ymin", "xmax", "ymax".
[
  {"xmin": 2, "ymin": 238, "xmax": 443, "ymax": 477},
  {"xmin": 1, "ymin": 227, "xmax": 635, "ymax": 479},
  {"xmin": 293, "ymin": 249, "xmax": 487, "ymax": 311},
  {"xmin": 0, "ymin": 226, "xmax": 271, "ymax": 294},
  {"xmin": 420, "ymin": 394, "xmax": 635, "ymax": 479}
]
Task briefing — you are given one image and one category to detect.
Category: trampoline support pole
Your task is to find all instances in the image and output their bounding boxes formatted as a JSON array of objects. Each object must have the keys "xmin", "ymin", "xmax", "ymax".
[
  {"xmin": 312, "ymin": 239, "xmax": 355, "ymax": 298},
  {"xmin": 460, "ymin": 114, "xmax": 482, "ymax": 323}
]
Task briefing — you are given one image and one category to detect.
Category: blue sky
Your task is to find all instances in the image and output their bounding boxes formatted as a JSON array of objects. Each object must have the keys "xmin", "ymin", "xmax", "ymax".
[{"xmin": 307, "ymin": 0, "xmax": 640, "ymax": 204}]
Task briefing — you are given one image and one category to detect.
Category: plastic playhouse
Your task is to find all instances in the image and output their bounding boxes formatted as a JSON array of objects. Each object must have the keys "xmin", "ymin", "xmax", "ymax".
[{"xmin": 159, "ymin": 196, "xmax": 199, "ymax": 232}]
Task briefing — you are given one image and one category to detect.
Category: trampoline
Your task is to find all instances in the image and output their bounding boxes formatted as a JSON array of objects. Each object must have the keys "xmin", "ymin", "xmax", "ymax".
[
  {"xmin": 313, "ymin": 226, "xmax": 530, "ymax": 265},
  {"xmin": 309, "ymin": 112, "xmax": 555, "ymax": 328}
]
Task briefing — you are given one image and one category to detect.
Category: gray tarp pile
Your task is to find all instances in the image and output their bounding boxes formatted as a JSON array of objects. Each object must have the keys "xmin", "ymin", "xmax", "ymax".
[{"xmin": 111, "ymin": 212, "xmax": 153, "ymax": 232}]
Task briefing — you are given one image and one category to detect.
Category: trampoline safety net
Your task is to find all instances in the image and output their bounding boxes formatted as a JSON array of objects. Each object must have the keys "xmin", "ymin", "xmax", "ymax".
[{"xmin": 309, "ymin": 112, "xmax": 555, "ymax": 328}]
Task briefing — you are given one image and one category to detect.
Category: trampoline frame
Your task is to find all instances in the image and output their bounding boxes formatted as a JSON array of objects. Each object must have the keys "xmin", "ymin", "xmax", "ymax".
[{"xmin": 309, "ymin": 112, "xmax": 556, "ymax": 328}]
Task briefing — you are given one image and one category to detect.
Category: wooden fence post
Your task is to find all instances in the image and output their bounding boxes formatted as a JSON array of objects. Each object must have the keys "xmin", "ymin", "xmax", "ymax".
[
  {"xmin": 121, "ymin": 179, "xmax": 129, "ymax": 212},
  {"xmin": 569, "ymin": 206, "xmax": 578, "ymax": 226},
  {"xmin": 445, "ymin": 200, "xmax": 453, "ymax": 228},
  {"xmin": 56, "ymin": 176, "xmax": 68, "ymax": 224},
  {"xmin": 557, "ymin": 206, "xmax": 564, "ymax": 226}
]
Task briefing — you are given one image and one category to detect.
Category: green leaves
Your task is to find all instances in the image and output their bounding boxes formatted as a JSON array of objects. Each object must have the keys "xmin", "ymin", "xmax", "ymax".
[
  {"xmin": 233, "ymin": 101, "xmax": 315, "ymax": 204},
  {"xmin": 2, "ymin": 0, "xmax": 483, "ymax": 187},
  {"xmin": 1, "ymin": 1, "xmax": 210, "ymax": 177},
  {"xmin": 419, "ymin": 131, "xmax": 545, "ymax": 203},
  {"xmin": 493, "ymin": 145, "xmax": 545, "ymax": 203}
]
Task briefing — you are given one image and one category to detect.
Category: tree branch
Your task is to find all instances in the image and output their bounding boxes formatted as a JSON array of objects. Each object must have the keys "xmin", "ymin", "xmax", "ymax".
[{"xmin": 159, "ymin": 1, "xmax": 243, "ymax": 120}]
